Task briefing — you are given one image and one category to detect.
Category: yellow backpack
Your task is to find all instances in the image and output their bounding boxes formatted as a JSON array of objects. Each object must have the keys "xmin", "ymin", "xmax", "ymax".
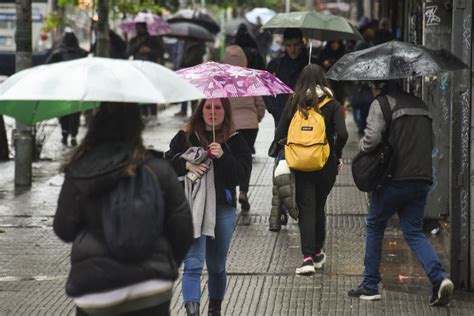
[{"xmin": 285, "ymin": 96, "xmax": 331, "ymax": 172}]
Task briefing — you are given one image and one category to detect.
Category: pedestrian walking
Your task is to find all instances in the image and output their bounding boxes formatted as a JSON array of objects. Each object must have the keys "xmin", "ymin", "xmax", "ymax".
[
  {"xmin": 127, "ymin": 22, "xmax": 165, "ymax": 122},
  {"xmin": 165, "ymin": 98, "xmax": 252, "ymax": 316},
  {"xmin": 46, "ymin": 30, "xmax": 88, "ymax": 147},
  {"xmin": 263, "ymin": 28, "xmax": 308, "ymax": 232},
  {"xmin": 174, "ymin": 39, "xmax": 207, "ymax": 117},
  {"xmin": 271, "ymin": 64, "xmax": 348, "ymax": 274},
  {"xmin": 316, "ymin": 40, "xmax": 346, "ymax": 104},
  {"xmin": 263, "ymin": 28, "xmax": 307, "ymax": 128},
  {"xmin": 53, "ymin": 103, "xmax": 193, "ymax": 315},
  {"xmin": 348, "ymin": 81, "xmax": 454, "ymax": 306},
  {"xmin": 223, "ymin": 45, "xmax": 266, "ymax": 214},
  {"xmin": 232, "ymin": 23, "xmax": 266, "ymax": 70}
]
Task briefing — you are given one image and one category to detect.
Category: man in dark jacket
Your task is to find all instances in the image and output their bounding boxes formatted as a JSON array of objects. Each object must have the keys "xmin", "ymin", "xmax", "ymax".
[
  {"xmin": 263, "ymin": 28, "xmax": 307, "ymax": 127},
  {"xmin": 348, "ymin": 81, "xmax": 453, "ymax": 306}
]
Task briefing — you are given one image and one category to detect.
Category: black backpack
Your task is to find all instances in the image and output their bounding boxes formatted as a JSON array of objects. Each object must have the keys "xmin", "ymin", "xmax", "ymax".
[
  {"xmin": 352, "ymin": 95, "xmax": 395, "ymax": 192},
  {"xmin": 102, "ymin": 162, "xmax": 165, "ymax": 262}
]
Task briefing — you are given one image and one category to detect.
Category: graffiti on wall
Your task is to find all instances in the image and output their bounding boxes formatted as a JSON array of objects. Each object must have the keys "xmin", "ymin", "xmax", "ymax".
[
  {"xmin": 425, "ymin": 5, "xmax": 441, "ymax": 26},
  {"xmin": 463, "ymin": 14, "xmax": 472, "ymax": 60},
  {"xmin": 460, "ymin": 90, "xmax": 470, "ymax": 174}
]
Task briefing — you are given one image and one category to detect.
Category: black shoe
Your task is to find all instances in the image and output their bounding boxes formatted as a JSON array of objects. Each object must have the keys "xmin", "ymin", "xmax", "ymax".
[
  {"xmin": 295, "ymin": 258, "xmax": 315, "ymax": 275},
  {"xmin": 61, "ymin": 137, "xmax": 68, "ymax": 146},
  {"xmin": 312, "ymin": 251, "xmax": 326, "ymax": 269},
  {"xmin": 208, "ymin": 298, "xmax": 222, "ymax": 316},
  {"xmin": 429, "ymin": 279, "xmax": 454, "ymax": 306},
  {"xmin": 185, "ymin": 301, "xmax": 200, "ymax": 316},
  {"xmin": 269, "ymin": 214, "xmax": 281, "ymax": 232},
  {"xmin": 239, "ymin": 192, "xmax": 250, "ymax": 212},
  {"xmin": 348, "ymin": 285, "xmax": 381, "ymax": 301},
  {"xmin": 70, "ymin": 138, "xmax": 77, "ymax": 147}
]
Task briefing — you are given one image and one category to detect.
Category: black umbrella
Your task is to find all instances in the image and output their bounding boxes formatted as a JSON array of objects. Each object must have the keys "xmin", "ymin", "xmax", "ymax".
[
  {"xmin": 224, "ymin": 18, "xmax": 255, "ymax": 37},
  {"xmin": 168, "ymin": 9, "xmax": 220, "ymax": 34},
  {"xmin": 326, "ymin": 40, "xmax": 469, "ymax": 81},
  {"xmin": 164, "ymin": 22, "xmax": 215, "ymax": 42}
]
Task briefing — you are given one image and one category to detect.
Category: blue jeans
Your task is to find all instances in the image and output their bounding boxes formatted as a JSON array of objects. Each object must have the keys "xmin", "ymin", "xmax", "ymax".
[
  {"xmin": 362, "ymin": 181, "xmax": 447, "ymax": 290},
  {"xmin": 182, "ymin": 206, "xmax": 236, "ymax": 303}
]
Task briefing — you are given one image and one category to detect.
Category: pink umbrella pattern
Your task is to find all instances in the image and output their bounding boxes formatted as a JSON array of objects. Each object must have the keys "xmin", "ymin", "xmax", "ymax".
[
  {"xmin": 176, "ymin": 61, "xmax": 293, "ymax": 99},
  {"xmin": 119, "ymin": 12, "xmax": 171, "ymax": 36}
]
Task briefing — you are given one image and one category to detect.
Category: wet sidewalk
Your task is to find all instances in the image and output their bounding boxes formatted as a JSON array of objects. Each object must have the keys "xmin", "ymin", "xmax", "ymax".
[{"xmin": 0, "ymin": 106, "xmax": 473, "ymax": 315}]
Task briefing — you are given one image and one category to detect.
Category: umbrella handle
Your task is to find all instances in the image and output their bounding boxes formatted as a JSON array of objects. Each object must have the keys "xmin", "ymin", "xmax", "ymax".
[
  {"xmin": 308, "ymin": 40, "xmax": 313, "ymax": 65},
  {"xmin": 212, "ymin": 99, "xmax": 215, "ymax": 143}
]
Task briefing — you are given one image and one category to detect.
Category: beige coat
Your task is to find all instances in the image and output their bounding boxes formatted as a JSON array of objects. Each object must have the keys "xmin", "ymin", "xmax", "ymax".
[
  {"xmin": 230, "ymin": 96, "xmax": 266, "ymax": 130},
  {"xmin": 224, "ymin": 45, "xmax": 266, "ymax": 130}
]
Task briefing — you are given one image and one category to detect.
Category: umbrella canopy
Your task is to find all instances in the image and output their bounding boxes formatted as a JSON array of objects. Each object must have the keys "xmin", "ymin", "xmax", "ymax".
[
  {"xmin": 326, "ymin": 41, "xmax": 469, "ymax": 81},
  {"xmin": 0, "ymin": 57, "xmax": 205, "ymax": 124},
  {"xmin": 245, "ymin": 8, "xmax": 276, "ymax": 25},
  {"xmin": 224, "ymin": 18, "xmax": 255, "ymax": 37},
  {"xmin": 176, "ymin": 61, "xmax": 293, "ymax": 99},
  {"xmin": 165, "ymin": 22, "xmax": 215, "ymax": 42},
  {"xmin": 168, "ymin": 9, "xmax": 220, "ymax": 34},
  {"xmin": 119, "ymin": 12, "xmax": 171, "ymax": 36},
  {"xmin": 263, "ymin": 11, "xmax": 362, "ymax": 41}
]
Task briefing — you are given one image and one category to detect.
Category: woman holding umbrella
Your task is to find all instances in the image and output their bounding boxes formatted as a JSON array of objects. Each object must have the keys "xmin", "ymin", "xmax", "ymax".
[{"xmin": 165, "ymin": 99, "xmax": 252, "ymax": 316}]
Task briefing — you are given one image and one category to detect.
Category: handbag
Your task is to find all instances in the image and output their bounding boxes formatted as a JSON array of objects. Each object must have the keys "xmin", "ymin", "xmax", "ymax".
[{"xmin": 352, "ymin": 95, "xmax": 395, "ymax": 192}]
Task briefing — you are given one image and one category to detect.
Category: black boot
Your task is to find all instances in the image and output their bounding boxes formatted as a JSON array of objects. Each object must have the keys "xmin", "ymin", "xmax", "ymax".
[
  {"xmin": 185, "ymin": 301, "xmax": 200, "ymax": 316},
  {"xmin": 208, "ymin": 299, "xmax": 222, "ymax": 316}
]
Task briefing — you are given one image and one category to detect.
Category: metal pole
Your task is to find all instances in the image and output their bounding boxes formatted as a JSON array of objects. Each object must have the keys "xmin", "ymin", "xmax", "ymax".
[
  {"xmin": 14, "ymin": 0, "xmax": 33, "ymax": 186},
  {"xmin": 286, "ymin": 0, "xmax": 291, "ymax": 13},
  {"xmin": 450, "ymin": 0, "xmax": 472, "ymax": 289},
  {"xmin": 308, "ymin": 40, "xmax": 313, "ymax": 65}
]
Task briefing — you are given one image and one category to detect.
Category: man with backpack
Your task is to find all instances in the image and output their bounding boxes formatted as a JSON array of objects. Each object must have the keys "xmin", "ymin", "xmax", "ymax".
[{"xmin": 348, "ymin": 81, "xmax": 454, "ymax": 306}]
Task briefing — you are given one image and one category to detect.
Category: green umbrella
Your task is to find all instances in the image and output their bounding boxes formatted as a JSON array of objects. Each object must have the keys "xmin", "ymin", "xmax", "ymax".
[
  {"xmin": 0, "ymin": 100, "xmax": 99, "ymax": 125},
  {"xmin": 263, "ymin": 11, "xmax": 362, "ymax": 63}
]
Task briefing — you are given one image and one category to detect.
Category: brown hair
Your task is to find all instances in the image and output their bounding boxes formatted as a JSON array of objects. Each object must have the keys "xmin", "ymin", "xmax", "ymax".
[
  {"xmin": 64, "ymin": 102, "xmax": 145, "ymax": 176},
  {"xmin": 290, "ymin": 64, "xmax": 332, "ymax": 118},
  {"xmin": 184, "ymin": 98, "xmax": 235, "ymax": 148}
]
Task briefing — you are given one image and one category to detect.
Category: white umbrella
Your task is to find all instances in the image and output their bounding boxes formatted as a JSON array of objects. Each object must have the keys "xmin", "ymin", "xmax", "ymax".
[
  {"xmin": 245, "ymin": 8, "xmax": 276, "ymax": 25},
  {"xmin": 0, "ymin": 57, "xmax": 205, "ymax": 104}
]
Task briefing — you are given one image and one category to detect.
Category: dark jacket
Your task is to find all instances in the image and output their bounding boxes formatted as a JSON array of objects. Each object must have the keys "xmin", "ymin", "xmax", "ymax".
[
  {"xmin": 127, "ymin": 34, "xmax": 164, "ymax": 64},
  {"xmin": 165, "ymin": 131, "xmax": 252, "ymax": 207},
  {"xmin": 90, "ymin": 30, "xmax": 127, "ymax": 59},
  {"xmin": 54, "ymin": 143, "xmax": 193, "ymax": 297},
  {"xmin": 232, "ymin": 24, "xmax": 266, "ymax": 70},
  {"xmin": 262, "ymin": 52, "xmax": 308, "ymax": 125},
  {"xmin": 46, "ymin": 32, "xmax": 88, "ymax": 64},
  {"xmin": 271, "ymin": 97, "xmax": 348, "ymax": 162},
  {"xmin": 360, "ymin": 86, "xmax": 433, "ymax": 183}
]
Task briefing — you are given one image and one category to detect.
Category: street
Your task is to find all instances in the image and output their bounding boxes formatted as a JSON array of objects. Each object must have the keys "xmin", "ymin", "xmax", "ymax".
[{"xmin": 0, "ymin": 105, "xmax": 473, "ymax": 315}]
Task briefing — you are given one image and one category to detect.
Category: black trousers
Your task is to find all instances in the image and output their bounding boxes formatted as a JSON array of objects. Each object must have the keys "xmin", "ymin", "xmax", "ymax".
[
  {"xmin": 59, "ymin": 113, "xmax": 80, "ymax": 139},
  {"xmin": 294, "ymin": 157, "xmax": 337, "ymax": 256},
  {"xmin": 76, "ymin": 300, "xmax": 170, "ymax": 316},
  {"xmin": 237, "ymin": 128, "xmax": 258, "ymax": 192}
]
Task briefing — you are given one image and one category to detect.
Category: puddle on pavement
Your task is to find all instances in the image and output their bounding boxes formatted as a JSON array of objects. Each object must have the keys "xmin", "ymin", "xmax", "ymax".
[{"xmin": 380, "ymin": 228, "xmax": 449, "ymax": 295}]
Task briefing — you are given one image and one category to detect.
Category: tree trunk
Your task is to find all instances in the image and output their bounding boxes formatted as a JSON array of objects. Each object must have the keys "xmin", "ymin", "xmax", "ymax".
[
  {"xmin": 96, "ymin": 0, "xmax": 110, "ymax": 57},
  {"xmin": 0, "ymin": 115, "xmax": 8, "ymax": 160},
  {"xmin": 15, "ymin": 0, "xmax": 33, "ymax": 186}
]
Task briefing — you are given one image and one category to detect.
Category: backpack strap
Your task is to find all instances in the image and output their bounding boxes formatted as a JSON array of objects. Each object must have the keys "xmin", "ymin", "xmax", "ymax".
[
  {"xmin": 318, "ymin": 96, "xmax": 332, "ymax": 109},
  {"xmin": 376, "ymin": 94, "xmax": 392, "ymax": 142}
]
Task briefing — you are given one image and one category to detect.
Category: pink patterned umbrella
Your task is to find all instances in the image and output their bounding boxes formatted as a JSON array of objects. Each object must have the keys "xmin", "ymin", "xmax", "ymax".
[
  {"xmin": 176, "ymin": 61, "xmax": 293, "ymax": 98},
  {"xmin": 119, "ymin": 12, "xmax": 171, "ymax": 36}
]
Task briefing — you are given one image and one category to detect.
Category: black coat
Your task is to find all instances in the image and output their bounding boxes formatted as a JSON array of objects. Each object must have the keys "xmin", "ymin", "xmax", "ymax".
[
  {"xmin": 165, "ymin": 131, "xmax": 252, "ymax": 207},
  {"xmin": 54, "ymin": 143, "xmax": 193, "ymax": 297},
  {"xmin": 262, "ymin": 52, "xmax": 308, "ymax": 125}
]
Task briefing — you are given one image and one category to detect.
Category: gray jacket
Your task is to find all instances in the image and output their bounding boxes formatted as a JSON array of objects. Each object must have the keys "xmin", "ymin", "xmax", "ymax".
[
  {"xmin": 181, "ymin": 147, "xmax": 217, "ymax": 239},
  {"xmin": 360, "ymin": 86, "xmax": 433, "ymax": 183}
]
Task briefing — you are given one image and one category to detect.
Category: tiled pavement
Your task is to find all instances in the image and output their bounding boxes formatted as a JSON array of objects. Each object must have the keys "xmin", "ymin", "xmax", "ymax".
[{"xmin": 0, "ymin": 106, "xmax": 473, "ymax": 315}]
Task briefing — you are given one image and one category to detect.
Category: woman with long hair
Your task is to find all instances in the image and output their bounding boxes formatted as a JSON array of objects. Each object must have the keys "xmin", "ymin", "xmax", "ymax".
[
  {"xmin": 166, "ymin": 98, "xmax": 252, "ymax": 316},
  {"xmin": 54, "ymin": 103, "xmax": 193, "ymax": 315},
  {"xmin": 272, "ymin": 64, "xmax": 348, "ymax": 275}
]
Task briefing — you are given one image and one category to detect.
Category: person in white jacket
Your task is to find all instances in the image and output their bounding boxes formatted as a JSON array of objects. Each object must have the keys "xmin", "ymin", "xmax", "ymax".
[{"xmin": 223, "ymin": 45, "xmax": 266, "ymax": 214}]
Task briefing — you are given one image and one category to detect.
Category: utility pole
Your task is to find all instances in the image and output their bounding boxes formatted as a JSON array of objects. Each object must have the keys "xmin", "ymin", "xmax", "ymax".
[
  {"xmin": 286, "ymin": 0, "xmax": 290, "ymax": 13},
  {"xmin": 96, "ymin": 0, "xmax": 110, "ymax": 57},
  {"xmin": 14, "ymin": 0, "xmax": 33, "ymax": 186}
]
